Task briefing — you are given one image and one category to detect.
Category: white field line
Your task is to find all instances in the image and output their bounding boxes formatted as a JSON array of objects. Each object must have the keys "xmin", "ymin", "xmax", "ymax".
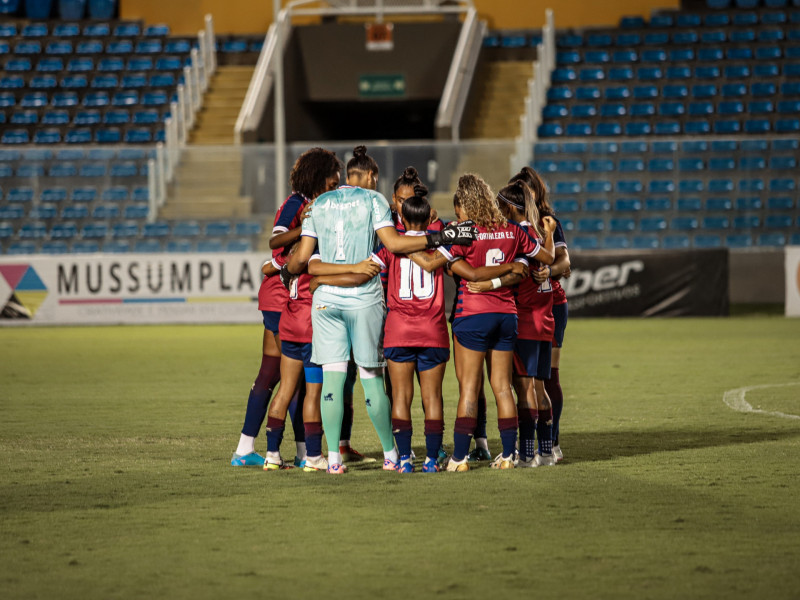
[{"xmin": 723, "ymin": 383, "xmax": 800, "ymax": 421}]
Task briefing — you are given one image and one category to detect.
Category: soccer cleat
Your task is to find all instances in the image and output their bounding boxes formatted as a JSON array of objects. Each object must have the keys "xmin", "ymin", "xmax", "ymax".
[
  {"xmin": 327, "ymin": 463, "xmax": 347, "ymax": 475},
  {"xmin": 553, "ymin": 445, "xmax": 563, "ymax": 462},
  {"xmin": 383, "ymin": 458, "xmax": 401, "ymax": 471},
  {"xmin": 230, "ymin": 452, "xmax": 265, "ymax": 467},
  {"xmin": 397, "ymin": 458, "xmax": 414, "ymax": 474},
  {"xmin": 467, "ymin": 447, "xmax": 492, "ymax": 462},
  {"xmin": 340, "ymin": 445, "xmax": 366, "ymax": 462},
  {"xmin": 302, "ymin": 455, "xmax": 328, "ymax": 472},
  {"xmin": 264, "ymin": 452, "xmax": 292, "ymax": 471},
  {"xmin": 421, "ymin": 457, "xmax": 441, "ymax": 473},
  {"xmin": 490, "ymin": 454, "xmax": 516, "ymax": 470},
  {"xmin": 294, "ymin": 455, "xmax": 306, "ymax": 468},
  {"xmin": 533, "ymin": 452, "xmax": 557, "ymax": 467},
  {"xmin": 516, "ymin": 455, "xmax": 537, "ymax": 468},
  {"xmin": 446, "ymin": 456, "xmax": 469, "ymax": 472},
  {"xmin": 437, "ymin": 445, "xmax": 448, "ymax": 466}
]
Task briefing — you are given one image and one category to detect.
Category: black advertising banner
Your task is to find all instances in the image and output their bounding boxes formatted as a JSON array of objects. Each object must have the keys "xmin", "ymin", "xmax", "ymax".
[{"xmin": 562, "ymin": 249, "xmax": 729, "ymax": 317}]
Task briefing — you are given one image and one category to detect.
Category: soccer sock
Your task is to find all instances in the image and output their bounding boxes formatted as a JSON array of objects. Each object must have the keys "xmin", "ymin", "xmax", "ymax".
[
  {"xmin": 545, "ymin": 367, "xmax": 563, "ymax": 445},
  {"xmin": 360, "ymin": 375, "xmax": 395, "ymax": 453},
  {"xmin": 340, "ymin": 364, "xmax": 356, "ymax": 445},
  {"xmin": 265, "ymin": 416, "xmax": 285, "ymax": 454},
  {"xmin": 518, "ymin": 408, "xmax": 538, "ymax": 460},
  {"xmin": 537, "ymin": 408, "xmax": 554, "ymax": 455},
  {"xmin": 424, "ymin": 419, "xmax": 444, "ymax": 461},
  {"xmin": 320, "ymin": 370, "xmax": 347, "ymax": 457},
  {"xmin": 498, "ymin": 417, "xmax": 518, "ymax": 459},
  {"xmin": 304, "ymin": 422, "xmax": 323, "ymax": 458},
  {"xmin": 453, "ymin": 417, "xmax": 477, "ymax": 461},
  {"xmin": 241, "ymin": 355, "xmax": 281, "ymax": 438},
  {"xmin": 474, "ymin": 393, "xmax": 487, "ymax": 439},
  {"xmin": 235, "ymin": 433, "xmax": 256, "ymax": 457},
  {"xmin": 392, "ymin": 418, "xmax": 413, "ymax": 459},
  {"xmin": 287, "ymin": 384, "xmax": 306, "ymax": 443}
]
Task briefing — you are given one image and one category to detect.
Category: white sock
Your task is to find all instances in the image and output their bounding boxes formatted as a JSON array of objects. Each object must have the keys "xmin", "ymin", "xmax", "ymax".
[
  {"xmin": 476, "ymin": 437, "xmax": 489, "ymax": 451},
  {"xmin": 384, "ymin": 448, "xmax": 399, "ymax": 463},
  {"xmin": 295, "ymin": 441, "xmax": 306, "ymax": 459},
  {"xmin": 339, "ymin": 440, "xmax": 350, "ymax": 449},
  {"xmin": 328, "ymin": 451, "xmax": 342, "ymax": 466},
  {"xmin": 235, "ymin": 434, "xmax": 256, "ymax": 456}
]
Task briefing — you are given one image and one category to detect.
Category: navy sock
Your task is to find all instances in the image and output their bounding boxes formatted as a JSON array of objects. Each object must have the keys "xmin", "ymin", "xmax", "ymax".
[
  {"xmin": 474, "ymin": 393, "xmax": 487, "ymax": 439},
  {"xmin": 241, "ymin": 355, "xmax": 281, "ymax": 437},
  {"xmin": 518, "ymin": 408, "xmax": 538, "ymax": 459},
  {"xmin": 287, "ymin": 382, "xmax": 306, "ymax": 442},
  {"xmin": 453, "ymin": 417, "xmax": 476, "ymax": 461},
  {"xmin": 498, "ymin": 417, "xmax": 518, "ymax": 458},
  {"xmin": 424, "ymin": 419, "xmax": 444, "ymax": 460},
  {"xmin": 537, "ymin": 408, "xmax": 553, "ymax": 455},
  {"xmin": 545, "ymin": 368, "xmax": 563, "ymax": 445},
  {"xmin": 392, "ymin": 418, "xmax": 413, "ymax": 459},
  {"xmin": 265, "ymin": 416, "xmax": 285, "ymax": 454},
  {"xmin": 304, "ymin": 421, "xmax": 323, "ymax": 458}
]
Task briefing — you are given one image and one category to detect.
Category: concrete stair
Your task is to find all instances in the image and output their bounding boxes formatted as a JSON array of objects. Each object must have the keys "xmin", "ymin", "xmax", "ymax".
[
  {"xmin": 188, "ymin": 65, "xmax": 254, "ymax": 145},
  {"xmin": 461, "ymin": 60, "xmax": 533, "ymax": 140}
]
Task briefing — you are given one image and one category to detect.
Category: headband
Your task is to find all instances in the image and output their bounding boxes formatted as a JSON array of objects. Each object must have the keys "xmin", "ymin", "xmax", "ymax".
[{"xmin": 497, "ymin": 192, "xmax": 524, "ymax": 211}]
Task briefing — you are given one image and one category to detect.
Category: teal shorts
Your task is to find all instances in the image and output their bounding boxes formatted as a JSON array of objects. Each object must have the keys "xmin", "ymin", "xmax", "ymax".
[{"xmin": 311, "ymin": 301, "xmax": 386, "ymax": 368}]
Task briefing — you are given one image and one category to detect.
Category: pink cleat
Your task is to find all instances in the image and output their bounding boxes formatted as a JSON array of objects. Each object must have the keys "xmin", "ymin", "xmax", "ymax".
[
  {"xmin": 383, "ymin": 459, "xmax": 401, "ymax": 471},
  {"xmin": 327, "ymin": 463, "xmax": 348, "ymax": 475}
]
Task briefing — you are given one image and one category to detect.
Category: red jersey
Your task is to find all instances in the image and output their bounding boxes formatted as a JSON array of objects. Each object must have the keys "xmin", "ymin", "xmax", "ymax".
[
  {"xmin": 551, "ymin": 218, "xmax": 568, "ymax": 306},
  {"xmin": 514, "ymin": 222, "xmax": 554, "ymax": 342},
  {"xmin": 278, "ymin": 271, "xmax": 312, "ymax": 343},
  {"xmin": 374, "ymin": 232, "xmax": 449, "ymax": 349},
  {"xmin": 443, "ymin": 221, "xmax": 540, "ymax": 318},
  {"xmin": 258, "ymin": 192, "xmax": 310, "ymax": 312}
]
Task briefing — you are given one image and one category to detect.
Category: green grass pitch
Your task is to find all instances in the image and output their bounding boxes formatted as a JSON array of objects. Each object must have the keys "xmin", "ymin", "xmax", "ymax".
[{"xmin": 1, "ymin": 317, "xmax": 799, "ymax": 599}]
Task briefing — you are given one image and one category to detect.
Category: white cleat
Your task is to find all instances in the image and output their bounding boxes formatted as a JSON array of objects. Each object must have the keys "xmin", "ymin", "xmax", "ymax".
[
  {"xmin": 446, "ymin": 456, "xmax": 470, "ymax": 472},
  {"xmin": 302, "ymin": 454, "xmax": 329, "ymax": 472},
  {"xmin": 516, "ymin": 455, "xmax": 538, "ymax": 468},
  {"xmin": 534, "ymin": 452, "xmax": 557, "ymax": 467},
  {"xmin": 553, "ymin": 445, "xmax": 563, "ymax": 462},
  {"xmin": 489, "ymin": 453, "xmax": 515, "ymax": 470}
]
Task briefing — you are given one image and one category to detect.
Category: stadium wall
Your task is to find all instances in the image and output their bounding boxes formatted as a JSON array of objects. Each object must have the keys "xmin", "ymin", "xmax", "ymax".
[{"xmin": 120, "ymin": 0, "xmax": 681, "ymax": 35}]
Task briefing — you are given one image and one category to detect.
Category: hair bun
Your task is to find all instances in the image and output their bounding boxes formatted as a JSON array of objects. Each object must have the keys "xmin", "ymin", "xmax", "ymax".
[
  {"xmin": 353, "ymin": 145, "xmax": 367, "ymax": 158},
  {"xmin": 403, "ymin": 166, "xmax": 419, "ymax": 181},
  {"xmin": 413, "ymin": 183, "xmax": 428, "ymax": 198}
]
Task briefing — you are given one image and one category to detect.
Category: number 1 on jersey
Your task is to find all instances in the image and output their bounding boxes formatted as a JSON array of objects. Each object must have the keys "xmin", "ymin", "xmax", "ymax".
[{"xmin": 334, "ymin": 220, "xmax": 346, "ymax": 261}]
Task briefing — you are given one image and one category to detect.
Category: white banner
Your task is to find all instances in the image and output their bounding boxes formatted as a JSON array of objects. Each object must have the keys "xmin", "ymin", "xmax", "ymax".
[
  {"xmin": 0, "ymin": 253, "xmax": 267, "ymax": 325},
  {"xmin": 786, "ymin": 247, "xmax": 800, "ymax": 318}
]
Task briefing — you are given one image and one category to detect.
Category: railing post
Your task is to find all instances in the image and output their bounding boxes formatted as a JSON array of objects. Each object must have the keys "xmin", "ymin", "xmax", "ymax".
[
  {"xmin": 176, "ymin": 85, "xmax": 187, "ymax": 144},
  {"xmin": 147, "ymin": 158, "xmax": 157, "ymax": 224},
  {"xmin": 190, "ymin": 48, "xmax": 202, "ymax": 108},
  {"xmin": 197, "ymin": 31, "xmax": 208, "ymax": 92},
  {"xmin": 205, "ymin": 14, "xmax": 217, "ymax": 75},
  {"xmin": 156, "ymin": 143, "xmax": 167, "ymax": 208}
]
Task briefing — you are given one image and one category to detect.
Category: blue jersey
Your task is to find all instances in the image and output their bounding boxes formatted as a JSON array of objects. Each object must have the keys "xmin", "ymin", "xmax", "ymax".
[{"xmin": 302, "ymin": 185, "xmax": 394, "ymax": 309}]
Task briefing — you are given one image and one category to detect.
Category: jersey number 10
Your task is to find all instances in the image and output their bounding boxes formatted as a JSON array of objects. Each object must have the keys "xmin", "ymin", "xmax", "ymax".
[{"xmin": 398, "ymin": 258, "xmax": 435, "ymax": 300}]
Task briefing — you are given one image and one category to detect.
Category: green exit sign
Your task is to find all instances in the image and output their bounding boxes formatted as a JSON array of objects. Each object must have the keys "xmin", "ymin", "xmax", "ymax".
[{"xmin": 358, "ymin": 74, "xmax": 406, "ymax": 98}]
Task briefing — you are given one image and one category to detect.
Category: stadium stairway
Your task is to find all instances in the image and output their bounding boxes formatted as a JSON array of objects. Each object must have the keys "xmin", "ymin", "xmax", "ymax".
[{"xmin": 188, "ymin": 65, "xmax": 253, "ymax": 145}]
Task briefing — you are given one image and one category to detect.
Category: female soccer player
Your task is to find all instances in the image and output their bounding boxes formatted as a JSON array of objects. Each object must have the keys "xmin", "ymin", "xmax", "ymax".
[
  {"xmin": 231, "ymin": 147, "xmax": 341, "ymax": 467},
  {"xmin": 263, "ymin": 245, "xmax": 380, "ymax": 471},
  {"xmin": 510, "ymin": 167, "xmax": 571, "ymax": 461},
  {"xmin": 469, "ymin": 179, "xmax": 557, "ymax": 467},
  {"xmin": 408, "ymin": 173, "xmax": 554, "ymax": 471},
  {"xmin": 285, "ymin": 146, "xmax": 476, "ymax": 475}
]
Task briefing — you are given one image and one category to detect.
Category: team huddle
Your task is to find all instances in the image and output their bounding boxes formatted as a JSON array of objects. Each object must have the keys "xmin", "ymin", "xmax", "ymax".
[{"xmin": 230, "ymin": 145, "xmax": 570, "ymax": 474}]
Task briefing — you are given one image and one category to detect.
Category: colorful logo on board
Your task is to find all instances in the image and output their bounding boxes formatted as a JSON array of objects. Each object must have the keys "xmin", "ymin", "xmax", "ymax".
[{"xmin": 0, "ymin": 264, "xmax": 48, "ymax": 319}]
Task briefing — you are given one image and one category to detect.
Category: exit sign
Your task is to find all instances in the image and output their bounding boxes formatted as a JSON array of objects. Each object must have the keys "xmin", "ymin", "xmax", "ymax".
[{"xmin": 358, "ymin": 74, "xmax": 406, "ymax": 98}]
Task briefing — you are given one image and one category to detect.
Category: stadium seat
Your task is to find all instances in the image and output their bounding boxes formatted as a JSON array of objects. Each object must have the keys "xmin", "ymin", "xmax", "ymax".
[
  {"xmin": 588, "ymin": 159, "xmax": 615, "ymax": 172},
  {"xmin": 615, "ymin": 197, "xmax": 642, "ymax": 211},
  {"xmin": 671, "ymin": 217, "xmax": 698, "ymax": 231},
  {"xmin": 765, "ymin": 215, "xmax": 793, "ymax": 229},
  {"xmin": 649, "ymin": 180, "xmax": 675, "ymax": 194},
  {"xmin": 673, "ymin": 31, "xmax": 698, "ymax": 45},
  {"xmin": 586, "ymin": 180, "xmax": 612, "ymax": 194},
  {"xmin": 28, "ymin": 204, "xmax": 57, "ymax": 220},
  {"xmin": 19, "ymin": 222, "xmax": 48, "ymax": 239},
  {"xmin": 702, "ymin": 216, "xmax": 729, "ymax": 230},
  {"xmin": 694, "ymin": 234, "xmax": 723, "ymax": 249},
  {"xmin": 757, "ymin": 233, "xmax": 786, "ymax": 246},
  {"xmin": 619, "ymin": 159, "xmax": 644, "ymax": 173},
  {"xmin": 142, "ymin": 91, "xmax": 168, "ymax": 107},
  {"xmin": 155, "ymin": 57, "xmax": 183, "ymax": 71},
  {"xmin": 547, "ymin": 87, "xmax": 572, "ymax": 102},
  {"xmin": 696, "ymin": 66, "xmax": 721, "ymax": 79},
  {"xmin": 630, "ymin": 103, "xmax": 656, "ymax": 117},
  {"xmin": 566, "ymin": 123, "xmax": 592, "ymax": 136},
  {"xmin": 608, "ymin": 67, "xmax": 634, "ymax": 81},
  {"xmin": 572, "ymin": 104, "xmax": 598, "ymax": 118},
  {"xmin": 584, "ymin": 199, "xmax": 611, "ymax": 212},
  {"xmin": 637, "ymin": 67, "xmax": 662, "ymax": 81},
  {"xmin": 552, "ymin": 68, "xmax": 576, "ymax": 83},
  {"xmin": 706, "ymin": 197, "xmax": 732, "ymax": 212},
  {"xmin": 662, "ymin": 235, "xmax": 690, "ymax": 249},
  {"xmin": 736, "ymin": 197, "xmax": 762, "ymax": 211},
  {"xmin": 678, "ymin": 197, "xmax": 703, "ymax": 211},
  {"xmin": 609, "ymin": 218, "xmax": 635, "ymax": 232},
  {"xmin": 625, "ymin": 122, "xmax": 652, "ymax": 135},
  {"xmin": 197, "ymin": 240, "xmax": 224, "ymax": 253},
  {"xmin": 1, "ymin": 129, "xmax": 29, "ymax": 144},
  {"xmin": 649, "ymin": 159, "xmax": 674, "ymax": 172},
  {"xmin": 42, "ymin": 187, "xmax": 68, "ymax": 203},
  {"xmin": 775, "ymin": 119, "xmax": 799, "ymax": 135},
  {"xmin": 577, "ymin": 218, "xmax": 604, "ymax": 233},
  {"xmin": 632, "ymin": 235, "xmax": 659, "ymax": 249},
  {"xmin": 769, "ymin": 156, "xmax": 797, "ymax": 170},
  {"xmin": 645, "ymin": 197, "xmax": 671, "ymax": 211}
]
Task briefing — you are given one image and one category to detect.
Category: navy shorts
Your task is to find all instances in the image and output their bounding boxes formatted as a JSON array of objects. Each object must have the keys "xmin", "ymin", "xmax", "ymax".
[
  {"xmin": 552, "ymin": 302, "xmax": 568, "ymax": 348},
  {"xmin": 281, "ymin": 340, "xmax": 319, "ymax": 370},
  {"xmin": 452, "ymin": 313, "xmax": 517, "ymax": 352},
  {"xmin": 513, "ymin": 339, "xmax": 552, "ymax": 380},
  {"xmin": 384, "ymin": 346, "xmax": 450, "ymax": 372},
  {"xmin": 261, "ymin": 310, "xmax": 281, "ymax": 334}
]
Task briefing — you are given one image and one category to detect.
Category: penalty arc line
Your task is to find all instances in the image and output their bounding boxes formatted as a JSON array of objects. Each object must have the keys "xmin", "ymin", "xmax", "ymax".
[{"xmin": 722, "ymin": 383, "xmax": 800, "ymax": 421}]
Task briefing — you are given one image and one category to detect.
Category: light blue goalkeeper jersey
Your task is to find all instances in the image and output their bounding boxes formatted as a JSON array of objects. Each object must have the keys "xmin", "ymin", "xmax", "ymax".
[{"xmin": 301, "ymin": 185, "xmax": 394, "ymax": 309}]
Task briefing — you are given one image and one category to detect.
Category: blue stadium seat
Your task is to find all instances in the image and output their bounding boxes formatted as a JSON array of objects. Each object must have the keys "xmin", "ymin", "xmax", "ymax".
[
  {"xmin": 778, "ymin": 100, "xmax": 800, "ymax": 114},
  {"xmin": 694, "ymin": 234, "xmax": 723, "ymax": 248},
  {"xmin": 552, "ymin": 68, "xmax": 576, "ymax": 83},
  {"xmin": 770, "ymin": 156, "xmax": 797, "ymax": 170},
  {"xmin": 48, "ymin": 163, "xmax": 77, "ymax": 178},
  {"xmin": 707, "ymin": 197, "xmax": 732, "ymax": 211},
  {"xmin": 197, "ymin": 240, "xmax": 224, "ymax": 253},
  {"xmin": 625, "ymin": 122, "xmax": 652, "ymax": 135},
  {"xmin": 773, "ymin": 139, "xmax": 799, "ymax": 151},
  {"xmin": 20, "ymin": 92, "xmax": 48, "ymax": 108},
  {"xmin": 649, "ymin": 180, "xmax": 674, "ymax": 194},
  {"xmin": 155, "ymin": 56, "xmax": 182, "ymax": 71},
  {"xmin": 582, "ymin": 199, "xmax": 609, "ymax": 213},
  {"xmin": 620, "ymin": 141, "xmax": 648, "ymax": 154},
  {"xmin": 678, "ymin": 197, "xmax": 703, "ymax": 211},
  {"xmin": 727, "ymin": 48, "xmax": 752, "ymax": 61},
  {"xmin": 685, "ymin": 120, "xmax": 711, "ymax": 134},
  {"xmin": 723, "ymin": 234, "xmax": 750, "ymax": 248},
  {"xmin": 538, "ymin": 123, "xmax": 563, "ymax": 137},
  {"xmin": 71, "ymin": 187, "xmax": 98, "ymax": 203},
  {"xmin": 142, "ymin": 91, "xmax": 168, "ymax": 107},
  {"xmin": 695, "ymin": 66, "xmax": 721, "ymax": 79},
  {"xmin": 102, "ymin": 241, "xmax": 131, "ymax": 253},
  {"xmin": 608, "ymin": 67, "xmax": 634, "ymax": 81},
  {"xmin": 630, "ymin": 102, "xmax": 656, "ymax": 117},
  {"xmin": 19, "ymin": 222, "xmax": 48, "ymax": 239},
  {"xmin": 645, "ymin": 197, "xmax": 671, "ymax": 211},
  {"xmin": 16, "ymin": 164, "xmax": 44, "ymax": 178},
  {"xmin": 649, "ymin": 159, "xmax": 674, "ymax": 172},
  {"xmin": 534, "ymin": 142, "xmax": 559, "ymax": 155},
  {"xmin": 607, "ymin": 218, "xmax": 634, "ymax": 233},
  {"xmin": 615, "ymin": 197, "xmax": 642, "ymax": 211},
  {"xmin": 744, "ymin": 119, "xmax": 771, "ymax": 134},
  {"xmin": 701, "ymin": 29, "xmax": 726, "ymax": 43},
  {"xmin": 124, "ymin": 205, "xmax": 149, "ymax": 219},
  {"xmin": 588, "ymin": 159, "xmax": 615, "ymax": 172},
  {"xmin": 655, "ymin": 121, "xmax": 681, "ymax": 135},
  {"xmin": 619, "ymin": 159, "xmax": 644, "ymax": 173},
  {"xmin": 714, "ymin": 120, "xmax": 741, "ymax": 134},
  {"xmin": 756, "ymin": 46, "xmax": 782, "ymax": 61},
  {"xmin": 547, "ymin": 87, "xmax": 572, "ymax": 101},
  {"xmin": 666, "ymin": 66, "xmax": 691, "ymax": 80},
  {"xmin": 702, "ymin": 216, "xmax": 729, "ymax": 230},
  {"xmin": 709, "ymin": 179, "xmax": 734, "ymax": 193},
  {"xmin": 577, "ymin": 218, "xmax": 604, "ymax": 233},
  {"xmin": 691, "ymin": 84, "xmax": 717, "ymax": 99},
  {"xmin": 1, "ymin": 129, "xmax": 29, "ymax": 144},
  {"xmin": 765, "ymin": 215, "xmax": 793, "ymax": 229},
  {"xmin": 149, "ymin": 73, "xmax": 175, "ymax": 88},
  {"xmin": 602, "ymin": 236, "xmax": 630, "ymax": 250},
  {"xmin": 172, "ymin": 221, "xmax": 201, "ymax": 237},
  {"xmin": 679, "ymin": 180, "xmax": 703, "ymax": 193},
  {"xmin": 601, "ymin": 103, "xmax": 627, "ymax": 117},
  {"xmin": 28, "ymin": 204, "xmax": 57, "ymax": 220},
  {"xmin": 661, "ymin": 235, "xmax": 689, "ymax": 249},
  {"xmin": 533, "ymin": 160, "xmax": 557, "ymax": 173},
  {"xmin": 134, "ymin": 240, "xmax": 162, "ymax": 253},
  {"xmin": 41, "ymin": 187, "xmax": 68, "ymax": 203},
  {"xmin": 739, "ymin": 157, "xmax": 766, "ymax": 171},
  {"xmin": 632, "ymin": 235, "xmax": 659, "ymax": 249},
  {"xmin": 586, "ymin": 180, "xmax": 612, "ymax": 194},
  {"xmin": 165, "ymin": 40, "xmax": 191, "ymax": 54},
  {"xmin": 572, "ymin": 104, "xmax": 597, "ymax": 118},
  {"xmin": 769, "ymin": 178, "xmax": 795, "ymax": 193},
  {"xmin": 671, "ymin": 217, "xmax": 698, "ymax": 231},
  {"xmin": 30, "ymin": 75, "xmax": 56, "ymax": 90},
  {"xmin": 554, "ymin": 182, "xmax": 581, "ymax": 196},
  {"xmin": 92, "ymin": 205, "xmax": 120, "ymax": 220},
  {"xmin": 736, "ymin": 197, "xmax": 762, "ymax": 211},
  {"xmin": 11, "ymin": 110, "xmax": 38, "ymax": 125},
  {"xmin": 566, "ymin": 123, "xmax": 592, "ymax": 136},
  {"xmin": 641, "ymin": 49, "xmax": 666, "ymax": 63},
  {"xmin": 112, "ymin": 222, "xmax": 140, "ymax": 239},
  {"xmin": 585, "ymin": 33, "xmax": 611, "ymax": 47},
  {"xmin": 7, "ymin": 242, "xmax": 37, "ymax": 255},
  {"xmin": 678, "ymin": 158, "xmax": 704, "ymax": 172},
  {"xmin": 688, "ymin": 101, "xmax": 714, "ymax": 117},
  {"xmin": 776, "ymin": 118, "xmax": 800, "ymax": 132},
  {"xmin": 612, "ymin": 49, "xmax": 637, "ymax": 63},
  {"xmin": 637, "ymin": 67, "xmax": 663, "ymax": 81},
  {"xmin": 557, "ymin": 50, "xmax": 581, "ymax": 65},
  {"xmin": 605, "ymin": 87, "xmax": 630, "ymax": 102},
  {"xmin": 757, "ymin": 233, "xmax": 786, "ymax": 247},
  {"xmin": 136, "ymin": 40, "xmax": 163, "ymax": 54},
  {"xmin": 584, "ymin": 50, "xmax": 609, "ymax": 64},
  {"xmin": 673, "ymin": 31, "xmax": 698, "ymax": 45},
  {"xmin": 543, "ymin": 105, "xmax": 567, "ymax": 120},
  {"xmin": 697, "ymin": 47, "xmax": 724, "ymax": 63}
]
